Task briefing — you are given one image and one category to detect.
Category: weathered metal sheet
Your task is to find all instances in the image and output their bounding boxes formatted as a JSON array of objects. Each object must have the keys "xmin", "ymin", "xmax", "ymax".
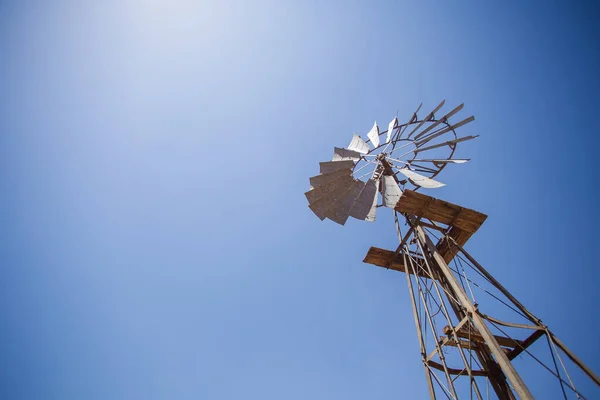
[
  {"xmin": 398, "ymin": 168, "xmax": 445, "ymax": 189},
  {"xmin": 324, "ymin": 180, "xmax": 365, "ymax": 225},
  {"xmin": 382, "ymin": 175, "xmax": 403, "ymax": 208},
  {"xmin": 349, "ymin": 178, "xmax": 378, "ymax": 221},
  {"xmin": 319, "ymin": 160, "xmax": 355, "ymax": 174},
  {"xmin": 332, "ymin": 147, "xmax": 362, "ymax": 162},
  {"xmin": 415, "ymin": 116, "xmax": 475, "ymax": 147},
  {"xmin": 414, "ymin": 103, "xmax": 464, "ymax": 140},
  {"xmin": 366, "ymin": 121, "xmax": 380, "ymax": 147},
  {"xmin": 347, "ymin": 133, "xmax": 370, "ymax": 154},
  {"xmin": 408, "ymin": 100, "xmax": 445, "ymax": 138},
  {"xmin": 398, "ymin": 102, "xmax": 422, "ymax": 137},
  {"xmin": 366, "ymin": 186, "xmax": 378, "ymax": 221},
  {"xmin": 417, "ymin": 135, "xmax": 479, "ymax": 153},
  {"xmin": 305, "ymin": 174, "xmax": 353, "ymax": 204},
  {"xmin": 309, "ymin": 168, "xmax": 352, "ymax": 189},
  {"xmin": 386, "ymin": 117, "xmax": 398, "ymax": 143},
  {"xmin": 308, "ymin": 175, "xmax": 355, "ymax": 220}
]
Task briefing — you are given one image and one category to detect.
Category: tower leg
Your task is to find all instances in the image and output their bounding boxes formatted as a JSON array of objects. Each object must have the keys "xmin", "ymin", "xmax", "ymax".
[
  {"xmin": 402, "ymin": 252, "xmax": 437, "ymax": 399},
  {"xmin": 414, "ymin": 233, "xmax": 515, "ymax": 400},
  {"xmin": 415, "ymin": 225, "xmax": 535, "ymax": 400},
  {"xmin": 364, "ymin": 189, "xmax": 600, "ymax": 398}
]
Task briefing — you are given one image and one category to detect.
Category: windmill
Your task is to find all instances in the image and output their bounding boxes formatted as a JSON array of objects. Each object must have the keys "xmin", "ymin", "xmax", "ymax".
[{"xmin": 305, "ymin": 101, "xmax": 599, "ymax": 399}]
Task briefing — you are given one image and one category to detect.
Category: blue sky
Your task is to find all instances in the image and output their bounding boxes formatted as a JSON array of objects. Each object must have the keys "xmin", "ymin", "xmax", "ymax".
[{"xmin": 1, "ymin": 1, "xmax": 599, "ymax": 398}]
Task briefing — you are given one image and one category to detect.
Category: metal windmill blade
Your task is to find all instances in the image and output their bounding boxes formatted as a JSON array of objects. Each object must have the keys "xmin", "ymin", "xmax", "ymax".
[
  {"xmin": 381, "ymin": 175, "xmax": 402, "ymax": 207},
  {"xmin": 397, "ymin": 168, "xmax": 445, "ymax": 189},
  {"xmin": 366, "ymin": 121, "xmax": 380, "ymax": 147},
  {"xmin": 386, "ymin": 117, "xmax": 398, "ymax": 144},
  {"xmin": 307, "ymin": 142, "xmax": 379, "ymax": 223},
  {"xmin": 415, "ymin": 116, "xmax": 475, "ymax": 147},
  {"xmin": 307, "ymin": 174, "xmax": 355, "ymax": 220},
  {"xmin": 348, "ymin": 179, "xmax": 378, "ymax": 222},
  {"xmin": 305, "ymin": 173, "xmax": 353, "ymax": 204},
  {"xmin": 324, "ymin": 180, "xmax": 366, "ymax": 225},
  {"xmin": 319, "ymin": 160, "xmax": 355, "ymax": 174},
  {"xmin": 407, "ymin": 100, "xmax": 445, "ymax": 138},
  {"xmin": 332, "ymin": 147, "xmax": 362, "ymax": 162},
  {"xmin": 413, "ymin": 103, "xmax": 465, "ymax": 140},
  {"xmin": 417, "ymin": 135, "xmax": 479, "ymax": 153},
  {"xmin": 397, "ymin": 102, "xmax": 423, "ymax": 139},
  {"xmin": 347, "ymin": 133, "xmax": 370, "ymax": 154},
  {"xmin": 309, "ymin": 168, "xmax": 352, "ymax": 190}
]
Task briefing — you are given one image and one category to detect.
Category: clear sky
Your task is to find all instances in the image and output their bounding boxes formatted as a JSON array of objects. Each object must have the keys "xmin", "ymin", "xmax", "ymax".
[{"xmin": 1, "ymin": 1, "xmax": 599, "ymax": 399}]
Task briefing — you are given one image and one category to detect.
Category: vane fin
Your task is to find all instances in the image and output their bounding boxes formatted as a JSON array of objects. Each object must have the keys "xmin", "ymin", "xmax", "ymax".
[
  {"xmin": 415, "ymin": 116, "xmax": 475, "ymax": 147},
  {"xmin": 398, "ymin": 169, "xmax": 445, "ymax": 189},
  {"xmin": 386, "ymin": 117, "xmax": 398, "ymax": 143},
  {"xmin": 349, "ymin": 179, "xmax": 378, "ymax": 222},
  {"xmin": 347, "ymin": 133, "xmax": 370, "ymax": 154},
  {"xmin": 398, "ymin": 103, "xmax": 423, "ymax": 138},
  {"xmin": 307, "ymin": 175, "xmax": 355, "ymax": 220},
  {"xmin": 309, "ymin": 168, "xmax": 352, "ymax": 189},
  {"xmin": 366, "ymin": 121, "xmax": 380, "ymax": 147},
  {"xmin": 382, "ymin": 175, "xmax": 402, "ymax": 208},
  {"xmin": 414, "ymin": 103, "xmax": 464, "ymax": 140},
  {"xmin": 319, "ymin": 160, "xmax": 355, "ymax": 174},
  {"xmin": 417, "ymin": 135, "xmax": 479, "ymax": 153},
  {"xmin": 324, "ymin": 180, "xmax": 365, "ymax": 225},
  {"xmin": 305, "ymin": 175, "xmax": 353, "ymax": 205},
  {"xmin": 332, "ymin": 147, "xmax": 362, "ymax": 162},
  {"xmin": 408, "ymin": 100, "xmax": 446, "ymax": 138}
]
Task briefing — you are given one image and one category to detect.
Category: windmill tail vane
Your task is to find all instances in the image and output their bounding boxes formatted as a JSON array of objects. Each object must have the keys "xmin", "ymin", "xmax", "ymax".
[{"xmin": 304, "ymin": 101, "xmax": 600, "ymax": 399}]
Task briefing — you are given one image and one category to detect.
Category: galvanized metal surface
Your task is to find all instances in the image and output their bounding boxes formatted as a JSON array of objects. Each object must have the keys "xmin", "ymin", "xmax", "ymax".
[
  {"xmin": 386, "ymin": 117, "xmax": 398, "ymax": 143},
  {"xmin": 332, "ymin": 147, "xmax": 362, "ymax": 162},
  {"xmin": 319, "ymin": 160, "xmax": 355, "ymax": 174},
  {"xmin": 348, "ymin": 178, "xmax": 378, "ymax": 221},
  {"xmin": 307, "ymin": 175, "xmax": 355, "ymax": 220},
  {"xmin": 398, "ymin": 168, "xmax": 445, "ymax": 189},
  {"xmin": 381, "ymin": 175, "xmax": 402, "ymax": 208},
  {"xmin": 414, "ymin": 103, "xmax": 464, "ymax": 140},
  {"xmin": 305, "ymin": 175, "xmax": 354, "ymax": 209},
  {"xmin": 407, "ymin": 100, "xmax": 446, "ymax": 138},
  {"xmin": 347, "ymin": 133, "xmax": 370, "ymax": 154},
  {"xmin": 397, "ymin": 102, "xmax": 423, "ymax": 139},
  {"xmin": 416, "ymin": 115, "xmax": 475, "ymax": 147},
  {"xmin": 418, "ymin": 135, "xmax": 479, "ymax": 153},
  {"xmin": 324, "ymin": 180, "xmax": 365, "ymax": 225},
  {"xmin": 366, "ymin": 121, "xmax": 380, "ymax": 147},
  {"xmin": 309, "ymin": 168, "xmax": 352, "ymax": 189}
]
